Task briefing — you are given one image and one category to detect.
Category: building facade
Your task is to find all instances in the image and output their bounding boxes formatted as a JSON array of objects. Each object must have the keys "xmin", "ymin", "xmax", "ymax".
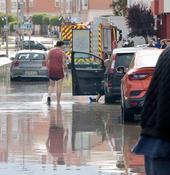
[
  {"xmin": 127, "ymin": 0, "xmax": 151, "ymax": 8},
  {"xmin": 0, "ymin": 0, "xmax": 113, "ymax": 22},
  {"xmin": 151, "ymin": 0, "xmax": 170, "ymax": 39}
]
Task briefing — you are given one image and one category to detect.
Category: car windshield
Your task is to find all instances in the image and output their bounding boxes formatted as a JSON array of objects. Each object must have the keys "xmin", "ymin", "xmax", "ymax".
[
  {"xmin": 24, "ymin": 41, "xmax": 34, "ymax": 45},
  {"xmin": 135, "ymin": 51, "xmax": 162, "ymax": 68},
  {"xmin": 115, "ymin": 53, "xmax": 134, "ymax": 68},
  {"xmin": 16, "ymin": 53, "xmax": 45, "ymax": 60}
]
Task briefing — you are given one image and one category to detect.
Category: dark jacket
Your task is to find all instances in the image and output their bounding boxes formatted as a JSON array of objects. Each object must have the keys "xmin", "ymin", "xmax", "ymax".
[{"xmin": 141, "ymin": 47, "xmax": 170, "ymax": 141}]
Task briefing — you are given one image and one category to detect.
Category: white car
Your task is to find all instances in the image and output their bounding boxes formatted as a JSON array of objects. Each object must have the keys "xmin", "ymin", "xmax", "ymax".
[{"xmin": 10, "ymin": 50, "xmax": 48, "ymax": 80}]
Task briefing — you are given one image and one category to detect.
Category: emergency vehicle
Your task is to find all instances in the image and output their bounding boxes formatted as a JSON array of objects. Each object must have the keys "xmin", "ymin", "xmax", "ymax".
[{"xmin": 60, "ymin": 17, "xmax": 121, "ymax": 59}]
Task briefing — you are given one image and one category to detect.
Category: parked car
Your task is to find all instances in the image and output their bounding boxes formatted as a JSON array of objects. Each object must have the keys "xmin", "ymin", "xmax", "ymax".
[
  {"xmin": 18, "ymin": 40, "xmax": 47, "ymax": 51},
  {"xmin": 10, "ymin": 50, "xmax": 48, "ymax": 80},
  {"xmin": 120, "ymin": 49, "xmax": 163, "ymax": 122},
  {"xmin": 104, "ymin": 47, "xmax": 143, "ymax": 104},
  {"xmin": 71, "ymin": 48, "xmax": 150, "ymax": 104}
]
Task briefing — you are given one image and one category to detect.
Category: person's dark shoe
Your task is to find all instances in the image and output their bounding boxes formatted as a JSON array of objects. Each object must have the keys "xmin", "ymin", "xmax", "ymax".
[
  {"xmin": 89, "ymin": 97, "xmax": 97, "ymax": 102},
  {"xmin": 47, "ymin": 97, "xmax": 51, "ymax": 105}
]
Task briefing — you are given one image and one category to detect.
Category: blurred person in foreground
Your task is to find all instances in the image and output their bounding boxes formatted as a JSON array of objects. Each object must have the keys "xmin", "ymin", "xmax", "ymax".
[
  {"xmin": 132, "ymin": 47, "xmax": 170, "ymax": 175},
  {"xmin": 46, "ymin": 41, "xmax": 68, "ymax": 105}
]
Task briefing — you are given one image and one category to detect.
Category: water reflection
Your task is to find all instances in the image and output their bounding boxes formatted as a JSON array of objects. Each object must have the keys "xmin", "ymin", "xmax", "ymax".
[
  {"xmin": 46, "ymin": 104, "xmax": 68, "ymax": 167},
  {"xmin": 0, "ymin": 103, "xmax": 144, "ymax": 174},
  {"xmin": 123, "ymin": 124, "xmax": 144, "ymax": 174},
  {"xmin": 72, "ymin": 104, "xmax": 105, "ymax": 152}
]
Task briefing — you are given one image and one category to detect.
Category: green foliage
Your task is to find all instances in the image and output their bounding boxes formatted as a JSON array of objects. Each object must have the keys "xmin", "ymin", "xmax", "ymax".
[
  {"xmin": 32, "ymin": 14, "xmax": 45, "ymax": 25},
  {"xmin": 126, "ymin": 3, "xmax": 155, "ymax": 41},
  {"xmin": 111, "ymin": 0, "xmax": 127, "ymax": 16},
  {"xmin": 50, "ymin": 16, "xmax": 59, "ymax": 26},
  {"xmin": 8, "ymin": 14, "xmax": 17, "ymax": 23},
  {"xmin": 43, "ymin": 15, "xmax": 50, "ymax": 25},
  {"xmin": 0, "ymin": 14, "xmax": 6, "ymax": 28},
  {"xmin": 9, "ymin": 21, "xmax": 17, "ymax": 32},
  {"xmin": 0, "ymin": 13, "xmax": 16, "ymax": 28}
]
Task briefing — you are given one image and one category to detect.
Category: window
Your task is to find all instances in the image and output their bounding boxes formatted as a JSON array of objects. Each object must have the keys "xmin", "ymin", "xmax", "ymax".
[
  {"xmin": 0, "ymin": 2, "xmax": 5, "ymax": 11},
  {"xmin": 29, "ymin": 0, "xmax": 33, "ymax": 8},
  {"xmin": 114, "ymin": 53, "xmax": 135, "ymax": 68},
  {"xmin": 11, "ymin": 1, "xmax": 17, "ymax": 10},
  {"xmin": 55, "ymin": 0, "xmax": 60, "ymax": 7},
  {"xmin": 82, "ymin": 0, "xmax": 88, "ymax": 10},
  {"xmin": 77, "ymin": 0, "xmax": 80, "ymax": 11},
  {"xmin": 66, "ymin": 0, "xmax": 72, "ymax": 13}
]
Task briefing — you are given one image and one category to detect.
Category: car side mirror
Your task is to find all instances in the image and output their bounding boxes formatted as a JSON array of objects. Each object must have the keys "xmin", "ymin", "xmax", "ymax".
[
  {"xmin": 116, "ymin": 66, "xmax": 127, "ymax": 74},
  {"xmin": 10, "ymin": 57, "xmax": 15, "ymax": 61}
]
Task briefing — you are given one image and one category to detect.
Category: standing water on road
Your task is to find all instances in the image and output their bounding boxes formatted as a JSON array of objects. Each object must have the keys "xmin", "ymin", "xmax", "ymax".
[{"xmin": 0, "ymin": 72, "xmax": 144, "ymax": 175}]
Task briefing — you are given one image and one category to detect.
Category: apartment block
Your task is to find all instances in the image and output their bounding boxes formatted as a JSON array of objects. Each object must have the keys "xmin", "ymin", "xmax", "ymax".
[
  {"xmin": 151, "ymin": 0, "xmax": 170, "ymax": 39},
  {"xmin": 0, "ymin": 0, "xmax": 113, "ymax": 22},
  {"xmin": 127, "ymin": 0, "xmax": 151, "ymax": 7}
]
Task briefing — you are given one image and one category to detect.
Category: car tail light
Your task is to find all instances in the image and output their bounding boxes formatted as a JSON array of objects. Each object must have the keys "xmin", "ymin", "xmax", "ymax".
[
  {"xmin": 130, "ymin": 101, "xmax": 138, "ymax": 107},
  {"xmin": 128, "ymin": 73, "xmax": 151, "ymax": 80},
  {"xmin": 12, "ymin": 60, "xmax": 20, "ymax": 67},
  {"xmin": 42, "ymin": 60, "xmax": 47, "ymax": 67}
]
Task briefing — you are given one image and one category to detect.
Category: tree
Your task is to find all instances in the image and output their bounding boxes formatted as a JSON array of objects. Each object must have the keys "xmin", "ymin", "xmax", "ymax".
[
  {"xmin": 111, "ymin": 0, "xmax": 127, "ymax": 16},
  {"xmin": 43, "ymin": 15, "xmax": 50, "ymax": 26},
  {"xmin": 9, "ymin": 21, "xmax": 17, "ymax": 32},
  {"xmin": 32, "ymin": 14, "xmax": 44, "ymax": 25},
  {"xmin": 32, "ymin": 14, "xmax": 48, "ymax": 35},
  {"xmin": 50, "ymin": 16, "xmax": 62, "ymax": 26},
  {"xmin": 0, "ymin": 13, "xmax": 16, "ymax": 28},
  {"xmin": 126, "ymin": 3, "xmax": 155, "ymax": 43}
]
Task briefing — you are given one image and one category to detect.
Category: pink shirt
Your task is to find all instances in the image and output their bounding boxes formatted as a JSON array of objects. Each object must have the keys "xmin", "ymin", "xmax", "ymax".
[{"xmin": 47, "ymin": 48, "xmax": 65, "ymax": 79}]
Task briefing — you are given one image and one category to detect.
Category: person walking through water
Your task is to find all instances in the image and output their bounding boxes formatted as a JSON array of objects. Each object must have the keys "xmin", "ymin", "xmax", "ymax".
[
  {"xmin": 46, "ymin": 41, "xmax": 68, "ymax": 105},
  {"xmin": 132, "ymin": 47, "xmax": 170, "ymax": 175}
]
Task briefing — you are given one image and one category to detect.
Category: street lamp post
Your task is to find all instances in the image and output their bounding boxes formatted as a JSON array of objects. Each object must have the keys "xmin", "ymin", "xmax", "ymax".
[{"xmin": 5, "ymin": 0, "xmax": 9, "ymax": 57}]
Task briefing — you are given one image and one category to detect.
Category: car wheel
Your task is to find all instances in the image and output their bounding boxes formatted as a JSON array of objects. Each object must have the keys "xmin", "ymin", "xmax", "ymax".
[
  {"xmin": 121, "ymin": 103, "xmax": 134, "ymax": 122},
  {"xmin": 10, "ymin": 76, "xmax": 16, "ymax": 81},
  {"xmin": 104, "ymin": 94, "xmax": 115, "ymax": 104}
]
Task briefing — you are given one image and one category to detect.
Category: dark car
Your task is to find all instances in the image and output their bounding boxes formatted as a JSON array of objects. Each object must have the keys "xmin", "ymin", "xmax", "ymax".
[
  {"xmin": 71, "ymin": 49, "xmax": 149, "ymax": 104},
  {"xmin": 71, "ymin": 50, "xmax": 141, "ymax": 104},
  {"xmin": 103, "ymin": 47, "xmax": 143, "ymax": 104},
  {"xmin": 18, "ymin": 40, "xmax": 47, "ymax": 51}
]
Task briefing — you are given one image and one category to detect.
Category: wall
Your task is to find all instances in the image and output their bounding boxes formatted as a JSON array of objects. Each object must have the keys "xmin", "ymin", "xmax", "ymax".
[
  {"xmin": 29, "ymin": 0, "xmax": 60, "ymax": 15},
  {"xmin": 88, "ymin": 0, "xmax": 112, "ymax": 10}
]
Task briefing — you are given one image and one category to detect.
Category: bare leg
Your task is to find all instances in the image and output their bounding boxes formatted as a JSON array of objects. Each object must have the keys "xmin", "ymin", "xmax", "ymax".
[
  {"xmin": 96, "ymin": 94, "xmax": 102, "ymax": 102},
  {"xmin": 48, "ymin": 79, "xmax": 55, "ymax": 98},
  {"xmin": 56, "ymin": 79, "xmax": 63, "ymax": 104}
]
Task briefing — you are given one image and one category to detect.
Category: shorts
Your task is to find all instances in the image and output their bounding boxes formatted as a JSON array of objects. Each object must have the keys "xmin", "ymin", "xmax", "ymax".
[{"xmin": 49, "ymin": 77, "xmax": 62, "ymax": 81}]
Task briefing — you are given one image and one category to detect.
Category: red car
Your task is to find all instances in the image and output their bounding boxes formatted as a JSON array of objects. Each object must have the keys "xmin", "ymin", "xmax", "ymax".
[{"xmin": 120, "ymin": 48, "xmax": 163, "ymax": 122}]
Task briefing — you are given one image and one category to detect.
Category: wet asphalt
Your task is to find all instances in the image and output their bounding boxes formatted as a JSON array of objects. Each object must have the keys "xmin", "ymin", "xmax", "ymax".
[{"xmin": 0, "ymin": 72, "xmax": 144, "ymax": 175}]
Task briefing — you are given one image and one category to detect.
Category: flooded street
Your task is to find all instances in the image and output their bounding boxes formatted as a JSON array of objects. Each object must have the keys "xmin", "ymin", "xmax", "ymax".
[{"xmin": 0, "ymin": 74, "xmax": 144, "ymax": 175}]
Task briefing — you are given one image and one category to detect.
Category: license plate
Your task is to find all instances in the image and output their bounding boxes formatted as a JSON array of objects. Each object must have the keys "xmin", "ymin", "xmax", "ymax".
[{"xmin": 25, "ymin": 71, "xmax": 37, "ymax": 75}]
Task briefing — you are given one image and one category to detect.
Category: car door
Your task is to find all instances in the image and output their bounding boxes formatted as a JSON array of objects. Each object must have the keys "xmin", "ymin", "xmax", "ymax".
[{"xmin": 71, "ymin": 51, "xmax": 105, "ymax": 96}]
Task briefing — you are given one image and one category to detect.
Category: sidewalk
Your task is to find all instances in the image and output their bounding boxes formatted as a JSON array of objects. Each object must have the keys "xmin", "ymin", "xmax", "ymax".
[{"xmin": 0, "ymin": 35, "xmax": 58, "ymax": 50}]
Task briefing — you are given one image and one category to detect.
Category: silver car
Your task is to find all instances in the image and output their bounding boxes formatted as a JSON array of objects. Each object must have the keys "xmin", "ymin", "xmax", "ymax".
[{"xmin": 10, "ymin": 50, "xmax": 48, "ymax": 80}]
